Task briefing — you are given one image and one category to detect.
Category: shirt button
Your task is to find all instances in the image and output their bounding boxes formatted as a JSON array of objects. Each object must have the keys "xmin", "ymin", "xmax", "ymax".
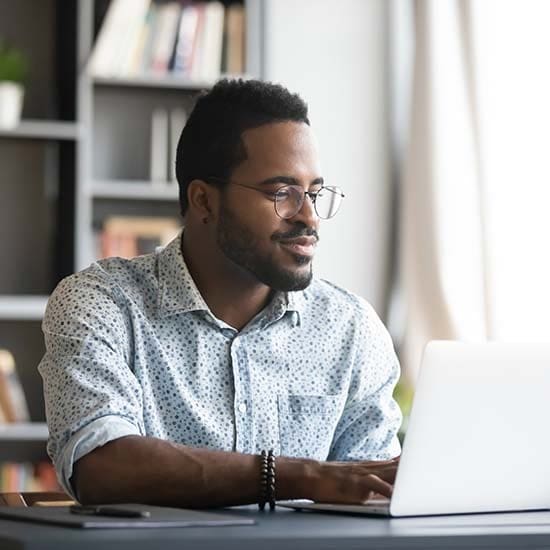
[{"xmin": 238, "ymin": 403, "xmax": 247, "ymax": 414}]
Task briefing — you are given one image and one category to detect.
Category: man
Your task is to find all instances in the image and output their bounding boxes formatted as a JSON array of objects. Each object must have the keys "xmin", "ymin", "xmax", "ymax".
[{"xmin": 39, "ymin": 79, "xmax": 402, "ymax": 508}]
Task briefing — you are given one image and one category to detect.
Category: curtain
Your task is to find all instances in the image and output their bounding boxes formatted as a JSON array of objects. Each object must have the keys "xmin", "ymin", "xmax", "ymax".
[
  {"xmin": 399, "ymin": 0, "xmax": 489, "ymax": 381},
  {"xmin": 399, "ymin": 0, "xmax": 550, "ymax": 381}
]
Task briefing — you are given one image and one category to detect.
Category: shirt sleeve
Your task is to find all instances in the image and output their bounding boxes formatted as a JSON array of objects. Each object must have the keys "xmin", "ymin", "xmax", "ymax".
[
  {"xmin": 38, "ymin": 266, "xmax": 145, "ymax": 498},
  {"xmin": 327, "ymin": 300, "xmax": 402, "ymax": 461}
]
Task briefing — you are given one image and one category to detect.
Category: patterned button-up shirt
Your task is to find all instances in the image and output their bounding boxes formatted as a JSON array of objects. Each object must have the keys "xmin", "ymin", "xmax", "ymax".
[{"xmin": 39, "ymin": 232, "xmax": 402, "ymax": 498}]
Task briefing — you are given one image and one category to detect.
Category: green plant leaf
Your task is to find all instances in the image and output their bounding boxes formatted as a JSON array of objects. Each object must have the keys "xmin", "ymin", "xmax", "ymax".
[{"xmin": 0, "ymin": 42, "xmax": 28, "ymax": 83}]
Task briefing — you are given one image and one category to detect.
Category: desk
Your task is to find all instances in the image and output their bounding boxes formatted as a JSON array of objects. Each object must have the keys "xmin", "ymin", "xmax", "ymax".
[{"xmin": 1, "ymin": 506, "xmax": 550, "ymax": 549}]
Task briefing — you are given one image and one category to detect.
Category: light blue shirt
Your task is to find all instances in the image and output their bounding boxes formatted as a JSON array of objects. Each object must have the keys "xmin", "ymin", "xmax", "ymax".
[{"xmin": 39, "ymin": 232, "xmax": 402, "ymax": 498}]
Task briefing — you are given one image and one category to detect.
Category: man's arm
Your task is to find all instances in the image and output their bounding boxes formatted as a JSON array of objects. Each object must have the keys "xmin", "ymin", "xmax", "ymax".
[
  {"xmin": 74, "ymin": 435, "xmax": 398, "ymax": 507},
  {"xmin": 328, "ymin": 299, "xmax": 403, "ymax": 463}
]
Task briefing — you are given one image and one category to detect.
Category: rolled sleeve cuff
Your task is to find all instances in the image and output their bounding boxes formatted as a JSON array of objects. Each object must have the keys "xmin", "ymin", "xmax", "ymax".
[{"xmin": 57, "ymin": 416, "xmax": 142, "ymax": 500}]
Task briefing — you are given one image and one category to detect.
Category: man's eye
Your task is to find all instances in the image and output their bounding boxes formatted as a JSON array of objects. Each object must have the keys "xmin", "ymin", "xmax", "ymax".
[{"xmin": 275, "ymin": 190, "xmax": 291, "ymax": 199}]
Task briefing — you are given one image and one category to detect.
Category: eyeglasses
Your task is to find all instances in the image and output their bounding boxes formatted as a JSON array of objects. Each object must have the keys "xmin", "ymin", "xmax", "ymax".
[{"xmin": 205, "ymin": 177, "xmax": 345, "ymax": 220}]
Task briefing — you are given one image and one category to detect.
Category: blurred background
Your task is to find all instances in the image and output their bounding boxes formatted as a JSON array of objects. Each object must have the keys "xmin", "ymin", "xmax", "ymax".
[{"xmin": 0, "ymin": 0, "xmax": 549, "ymax": 489}]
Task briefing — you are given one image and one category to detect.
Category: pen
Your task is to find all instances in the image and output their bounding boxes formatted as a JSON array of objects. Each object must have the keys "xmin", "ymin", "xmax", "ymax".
[{"xmin": 69, "ymin": 505, "xmax": 151, "ymax": 518}]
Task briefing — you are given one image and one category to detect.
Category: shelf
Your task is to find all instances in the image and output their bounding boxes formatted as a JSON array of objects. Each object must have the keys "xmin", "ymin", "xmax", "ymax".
[
  {"xmin": 93, "ymin": 73, "xmax": 249, "ymax": 91},
  {"xmin": 0, "ymin": 296, "xmax": 49, "ymax": 321},
  {"xmin": 91, "ymin": 180, "xmax": 179, "ymax": 201},
  {"xmin": 0, "ymin": 423, "xmax": 49, "ymax": 462},
  {"xmin": 0, "ymin": 423, "xmax": 48, "ymax": 441},
  {"xmin": 94, "ymin": 75, "xmax": 215, "ymax": 91},
  {"xmin": 0, "ymin": 120, "xmax": 81, "ymax": 141}
]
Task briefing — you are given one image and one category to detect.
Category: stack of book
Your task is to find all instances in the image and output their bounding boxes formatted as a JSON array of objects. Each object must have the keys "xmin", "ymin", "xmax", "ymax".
[
  {"xmin": 0, "ymin": 349, "xmax": 29, "ymax": 424},
  {"xmin": 150, "ymin": 106, "xmax": 187, "ymax": 183},
  {"xmin": 90, "ymin": 0, "xmax": 245, "ymax": 81},
  {"xmin": 0, "ymin": 349, "xmax": 61, "ymax": 492},
  {"xmin": 96, "ymin": 216, "xmax": 181, "ymax": 260},
  {"xmin": 0, "ymin": 461, "xmax": 60, "ymax": 492}
]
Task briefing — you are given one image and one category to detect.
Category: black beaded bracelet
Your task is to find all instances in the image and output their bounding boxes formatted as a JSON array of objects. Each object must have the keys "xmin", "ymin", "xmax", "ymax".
[{"xmin": 258, "ymin": 449, "xmax": 276, "ymax": 511}]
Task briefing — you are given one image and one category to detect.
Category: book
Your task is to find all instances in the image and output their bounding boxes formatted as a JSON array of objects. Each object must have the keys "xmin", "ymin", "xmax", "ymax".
[
  {"xmin": 223, "ymin": 3, "xmax": 245, "ymax": 75},
  {"xmin": 89, "ymin": 0, "xmax": 151, "ymax": 77},
  {"xmin": 169, "ymin": 107, "xmax": 187, "ymax": 183},
  {"xmin": 118, "ymin": 0, "xmax": 152, "ymax": 75},
  {"xmin": 150, "ymin": 107, "xmax": 169, "ymax": 183},
  {"xmin": 189, "ymin": 3, "xmax": 207, "ymax": 81},
  {"xmin": 198, "ymin": 2, "xmax": 225, "ymax": 81},
  {"xmin": 0, "ymin": 349, "xmax": 30, "ymax": 423},
  {"xmin": 126, "ymin": 3, "xmax": 157, "ymax": 76},
  {"xmin": 150, "ymin": 2, "xmax": 182, "ymax": 75},
  {"xmin": 0, "ymin": 461, "xmax": 62, "ymax": 492},
  {"xmin": 172, "ymin": 5, "xmax": 200, "ymax": 77},
  {"xmin": 88, "ymin": 0, "xmax": 128, "ymax": 76},
  {"xmin": 100, "ymin": 216, "xmax": 180, "ymax": 260}
]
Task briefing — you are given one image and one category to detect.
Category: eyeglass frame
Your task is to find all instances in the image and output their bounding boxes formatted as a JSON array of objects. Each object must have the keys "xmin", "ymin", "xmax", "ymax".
[{"xmin": 203, "ymin": 175, "xmax": 345, "ymax": 220}]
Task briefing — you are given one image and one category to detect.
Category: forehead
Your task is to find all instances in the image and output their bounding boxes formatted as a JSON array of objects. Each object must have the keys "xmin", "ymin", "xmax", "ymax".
[{"xmin": 235, "ymin": 121, "xmax": 321, "ymax": 179}]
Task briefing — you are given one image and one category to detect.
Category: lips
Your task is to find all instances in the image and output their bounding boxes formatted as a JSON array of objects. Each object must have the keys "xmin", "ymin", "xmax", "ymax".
[{"xmin": 278, "ymin": 236, "xmax": 317, "ymax": 257}]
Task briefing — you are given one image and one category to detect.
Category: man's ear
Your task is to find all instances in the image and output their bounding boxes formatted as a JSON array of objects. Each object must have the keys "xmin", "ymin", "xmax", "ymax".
[{"xmin": 187, "ymin": 179, "xmax": 218, "ymax": 224}]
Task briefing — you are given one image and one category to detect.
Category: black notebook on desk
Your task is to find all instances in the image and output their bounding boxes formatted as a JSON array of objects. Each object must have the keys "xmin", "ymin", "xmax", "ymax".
[{"xmin": 0, "ymin": 504, "xmax": 256, "ymax": 529}]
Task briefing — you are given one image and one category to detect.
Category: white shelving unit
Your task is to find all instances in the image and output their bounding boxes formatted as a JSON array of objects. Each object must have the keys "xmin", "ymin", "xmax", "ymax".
[
  {"xmin": 0, "ymin": 423, "xmax": 48, "ymax": 441},
  {"xmin": 0, "ymin": 423, "xmax": 49, "ymax": 463},
  {"xmin": 93, "ymin": 75, "xmax": 216, "ymax": 91},
  {"xmin": 91, "ymin": 181, "xmax": 179, "ymax": 201},
  {"xmin": 0, "ymin": 296, "xmax": 49, "ymax": 321},
  {"xmin": 0, "ymin": 0, "xmax": 80, "ymax": 464},
  {"xmin": 76, "ymin": 0, "xmax": 261, "ymax": 270},
  {"xmin": 93, "ymin": 73, "xmax": 252, "ymax": 91},
  {"xmin": 0, "ymin": 120, "xmax": 81, "ymax": 141}
]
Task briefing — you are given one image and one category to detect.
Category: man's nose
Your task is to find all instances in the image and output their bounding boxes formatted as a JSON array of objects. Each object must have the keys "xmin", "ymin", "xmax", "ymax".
[{"xmin": 290, "ymin": 192, "xmax": 319, "ymax": 229}]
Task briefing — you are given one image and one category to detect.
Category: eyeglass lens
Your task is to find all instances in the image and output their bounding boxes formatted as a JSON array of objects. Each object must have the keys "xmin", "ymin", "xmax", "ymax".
[{"xmin": 275, "ymin": 186, "xmax": 344, "ymax": 219}]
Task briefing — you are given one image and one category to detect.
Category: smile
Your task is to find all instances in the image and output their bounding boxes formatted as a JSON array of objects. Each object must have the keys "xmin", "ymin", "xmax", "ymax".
[{"xmin": 278, "ymin": 237, "xmax": 317, "ymax": 258}]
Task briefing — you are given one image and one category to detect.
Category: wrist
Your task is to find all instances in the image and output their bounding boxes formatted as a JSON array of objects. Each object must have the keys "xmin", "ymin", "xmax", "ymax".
[{"xmin": 276, "ymin": 456, "xmax": 321, "ymax": 500}]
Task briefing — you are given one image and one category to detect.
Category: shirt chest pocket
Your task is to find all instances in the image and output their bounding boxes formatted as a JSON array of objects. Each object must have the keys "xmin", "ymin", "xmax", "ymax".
[{"xmin": 277, "ymin": 394, "xmax": 344, "ymax": 460}]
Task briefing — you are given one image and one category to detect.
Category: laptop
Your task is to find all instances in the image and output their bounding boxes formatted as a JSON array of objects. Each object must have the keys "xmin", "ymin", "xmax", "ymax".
[{"xmin": 279, "ymin": 341, "xmax": 550, "ymax": 517}]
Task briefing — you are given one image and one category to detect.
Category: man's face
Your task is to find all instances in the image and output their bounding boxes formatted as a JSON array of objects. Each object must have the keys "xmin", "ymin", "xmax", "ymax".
[{"xmin": 215, "ymin": 121, "xmax": 322, "ymax": 292}]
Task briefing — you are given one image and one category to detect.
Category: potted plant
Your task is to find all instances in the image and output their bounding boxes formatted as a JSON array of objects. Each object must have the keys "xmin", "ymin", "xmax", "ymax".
[{"xmin": 0, "ymin": 42, "xmax": 28, "ymax": 129}]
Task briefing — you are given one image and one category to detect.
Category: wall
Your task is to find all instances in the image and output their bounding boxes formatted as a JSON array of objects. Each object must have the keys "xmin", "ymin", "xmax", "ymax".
[{"xmin": 262, "ymin": 0, "xmax": 392, "ymax": 315}]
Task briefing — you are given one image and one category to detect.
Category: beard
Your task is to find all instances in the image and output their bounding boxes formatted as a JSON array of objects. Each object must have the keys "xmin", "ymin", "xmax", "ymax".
[{"xmin": 216, "ymin": 203, "xmax": 314, "ymax": 292}]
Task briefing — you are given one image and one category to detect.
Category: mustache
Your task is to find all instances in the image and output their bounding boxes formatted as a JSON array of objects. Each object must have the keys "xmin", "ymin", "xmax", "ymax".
[{"xmin": 272, "ymin": 226, "xmax": 319, "ymax": 242}]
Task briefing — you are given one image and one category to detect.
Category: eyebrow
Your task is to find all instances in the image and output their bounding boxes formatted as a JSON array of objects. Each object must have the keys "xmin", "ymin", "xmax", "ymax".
[{"xmin": 258, "ymin": 176, "xmax": 324, "ymax": 186}]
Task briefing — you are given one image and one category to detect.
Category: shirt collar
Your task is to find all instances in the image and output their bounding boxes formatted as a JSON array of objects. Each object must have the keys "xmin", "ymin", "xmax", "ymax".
[
  {"xmin": 157, "ymin": 231, "xmax": 306, "ymax": 326},
  {"xmin": 158, "ymin": 232, "xmax": 210, "ymax": 317}
]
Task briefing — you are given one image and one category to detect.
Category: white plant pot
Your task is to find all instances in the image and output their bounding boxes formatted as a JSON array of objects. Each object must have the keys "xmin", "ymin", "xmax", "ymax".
[{"xmin": 0, "ymin": 82, "xmax": 24, "ymax": 129}]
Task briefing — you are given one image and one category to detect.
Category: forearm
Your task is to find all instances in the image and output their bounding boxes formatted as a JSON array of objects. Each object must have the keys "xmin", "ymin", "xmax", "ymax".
[{"xmin": 73, "ymin": 435, "xmax": 317, "ymax": 508}]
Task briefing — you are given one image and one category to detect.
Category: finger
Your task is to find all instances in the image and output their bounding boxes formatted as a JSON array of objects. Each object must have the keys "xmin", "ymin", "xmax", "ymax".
[
  {"xmin": 374, "ymin": 465, "xmax": 398, "ymax": 484},
  {"xmin": 356, "ymin": 463, "xmax": 398, "ymax": 484},
  {"xmin": 362, "ymin": 474, "xmax": 393, "ymax": 499},
  {"xmin": 358, "ymin": 458, "xmax": 399, "ymax": 467}
]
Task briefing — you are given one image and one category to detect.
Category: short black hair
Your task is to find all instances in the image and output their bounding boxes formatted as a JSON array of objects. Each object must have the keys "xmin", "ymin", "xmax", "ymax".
[{"xmin": 175, "ymin": 78, "xmax": 310, "ymax": 217}]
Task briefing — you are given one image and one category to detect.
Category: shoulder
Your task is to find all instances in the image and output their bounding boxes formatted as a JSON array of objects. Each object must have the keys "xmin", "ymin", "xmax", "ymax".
[
  {"xmin": 297, "ymin": 278, "xmax": 393, "ymax": 343},
  {"xmin": 301, "ymin": 277, "xmax": 377, "ymax": 320},
  {"xmin": 46, "ymin": 252, "xmax": 159, "ymax": 319}
]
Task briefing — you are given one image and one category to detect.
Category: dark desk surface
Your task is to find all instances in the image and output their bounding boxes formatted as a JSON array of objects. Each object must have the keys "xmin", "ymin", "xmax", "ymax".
[{"xmin": 2, "ymin": 505, "xmax": 550, "ymax": 550}]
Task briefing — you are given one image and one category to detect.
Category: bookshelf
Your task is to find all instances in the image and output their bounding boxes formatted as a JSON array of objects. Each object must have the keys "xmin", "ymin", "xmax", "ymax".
[
  {"xmin": 0, "ymin": 423, "xmax": 49, "ymax": 463},
  {"xmin": 0, "ymin": 0, "xmax": 261, "ymax": 476},
  {"xmin": 0, "ymin": 297, "xmax": 48, "ymax": 321},
  {"xmin": 93, "ymin": 75, "xmax": 220, "ymax": 91},
  {"xmin": 91, "ymin": 181, "xmax": 179, "ymax": 201},
  {"xmin": 0, "ymin": 120, "xmax": 81, "ymax": 141}
]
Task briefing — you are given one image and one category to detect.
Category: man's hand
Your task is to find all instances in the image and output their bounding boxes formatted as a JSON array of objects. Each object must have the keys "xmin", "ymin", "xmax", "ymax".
[{"xmin": 305, "ymin": 457, "xmax": 400, "ymax": 504}]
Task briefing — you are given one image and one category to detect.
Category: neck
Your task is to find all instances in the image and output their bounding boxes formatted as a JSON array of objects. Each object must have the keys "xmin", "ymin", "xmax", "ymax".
[{"xmin": 181, "ymin": 228, "xmax": 273, "ymax": 331}]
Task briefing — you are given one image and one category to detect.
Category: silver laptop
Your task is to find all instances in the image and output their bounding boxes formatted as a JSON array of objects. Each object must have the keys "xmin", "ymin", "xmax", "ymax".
[{"xmin": 279, "ymin": 341, "xmax": 550, "ymax": 517}]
